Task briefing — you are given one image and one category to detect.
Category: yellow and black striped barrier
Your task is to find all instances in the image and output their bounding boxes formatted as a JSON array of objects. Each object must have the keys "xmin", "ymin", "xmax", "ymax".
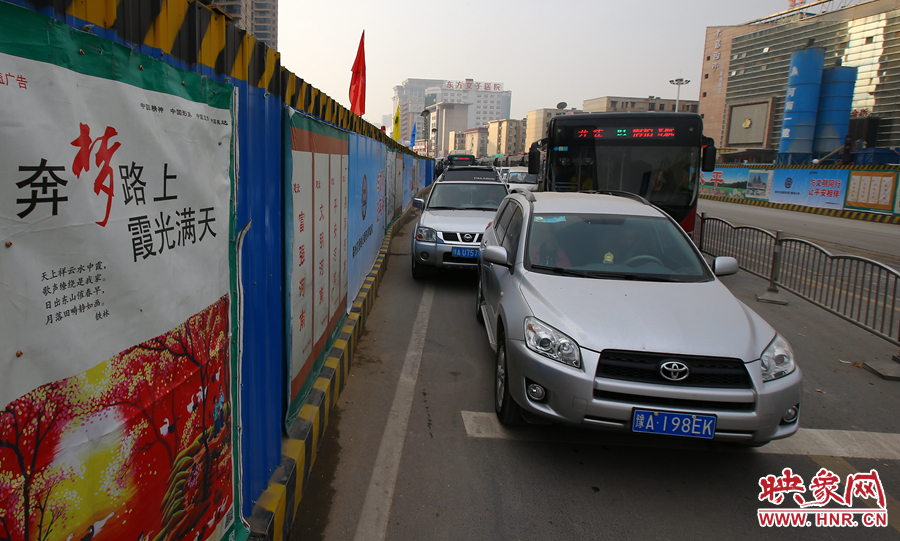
[{"xmin": 700, "ymin": 194, "xmax": 900, "ymax": 224}]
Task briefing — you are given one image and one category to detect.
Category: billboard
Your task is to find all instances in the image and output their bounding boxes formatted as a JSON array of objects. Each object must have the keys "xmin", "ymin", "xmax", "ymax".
[
  {"xmin": 769, "ymin": 169, "xmax": 849, "ymax": 209},
  {"xmin": 844, "ymin": 170, "xmax": 897, "ymax": 213}
]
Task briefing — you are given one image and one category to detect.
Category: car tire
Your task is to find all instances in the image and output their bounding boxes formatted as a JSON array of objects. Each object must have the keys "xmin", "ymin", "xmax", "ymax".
[
  {"xmin": 475, "ymin": 280, "xmax": 485, "ymax": 324},
  {"xmin": 411, "ymin": 256, "xmax": 429, "ymax": 280},
  {"xmin": 495, "ymin": 333, "xmax": 523, "ymax": 425}
]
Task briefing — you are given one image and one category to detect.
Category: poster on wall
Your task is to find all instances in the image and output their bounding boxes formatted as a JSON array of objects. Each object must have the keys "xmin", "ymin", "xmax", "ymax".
[
  {"xmin": 844, "ymin": 170, "xmax": 897, "ymax": 213},
  {"xmin": 769, "ymin": 169, "xmax": 849, "ymax": 209},
  {"xmin": 699, "ymin": 168, "xmax": 749, "ymax": 199},
  {"xmin": 0, "ymin": 6, "xmax": 235, "ymax": 541},
  {"xmin": 347, "ymin": 134, "xmax": 386, "ymax": 308},
  {"xmin": 745, "ymin": 169, "xmax": 774, "ymax": 201},
  {"xmin": 286, "ymin": 112, "xmax": 348, "ymax": 408}
]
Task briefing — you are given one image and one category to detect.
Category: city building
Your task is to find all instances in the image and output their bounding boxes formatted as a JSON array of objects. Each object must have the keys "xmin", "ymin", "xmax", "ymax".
[
  {"xmin": 209, "ymin": 0, "xmax": 251, "ymax": 30},
  {"xmin": 208, "ymin": 0, "xmax": 276, "ymax": 49},
  {"xmin": 463, "ymin": 127, "xmax": 490, "ymax": 158},
  {"xmin": 392, "ymin": 78, "xmax": 511, "ymax": 147},
  {"xmin": 583, "ymin": 96, "xmax": 698, "ymax": 114},
  {"xmin": 486, "ymin": 119, "xmax": 527, "ymax": 157},
  {"xmin": 699, "ymin": 0, "xmax": 900, "ymax": 161},
  {"xmin": 524, "ymin": 108, "xmax": 584, "ymax": 153},
  {"xmin": 424, "ymin": 102, "xmax": 470, "ymax": 158}
]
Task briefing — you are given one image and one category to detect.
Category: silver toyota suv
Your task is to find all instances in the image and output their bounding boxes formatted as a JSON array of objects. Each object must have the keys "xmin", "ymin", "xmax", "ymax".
[
  {"xmin": 411, "ymin": 178, "xmax": 508, "ymax": 279},
  {"xmin": 477, "ymin": 191, "xmax": 802, "ymax": 446}
]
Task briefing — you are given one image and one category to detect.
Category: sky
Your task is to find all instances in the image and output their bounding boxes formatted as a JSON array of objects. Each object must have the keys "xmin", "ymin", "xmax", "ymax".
[{"xmin": 278, "ymin": 0, "xmax": 795, "ymax": 127}]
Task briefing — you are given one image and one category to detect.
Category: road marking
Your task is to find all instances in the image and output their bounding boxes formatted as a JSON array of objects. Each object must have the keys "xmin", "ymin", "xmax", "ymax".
[
  {"xmin": 460, "ymin": 411, "xmax": 900, "ymax": 460},
  {"xmin": 808, "ymin": 455, "xmax": 900, "ymax": 532},
  {"xmin": 353, "ymin": 285, "xmax": 434, "ymax": 541}
]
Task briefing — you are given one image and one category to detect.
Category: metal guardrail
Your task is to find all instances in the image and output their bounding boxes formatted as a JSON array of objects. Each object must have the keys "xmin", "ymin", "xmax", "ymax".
[{"xmin": 696, "ymin": 213, "xmax": 900, "ymax": 348}]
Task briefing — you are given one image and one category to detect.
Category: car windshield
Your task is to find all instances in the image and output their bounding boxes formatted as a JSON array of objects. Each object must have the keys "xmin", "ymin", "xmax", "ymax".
[
  {"xmin": 507, "ymin": 172, "xmax": 537, "ymax": 184},
  {"xmin": 442, "ymin": 169, "xmax": 499, "ymax": 181},
  {"xmin": 427, "ymin": 183, "xmax": 508, "ymax": 211},
  {"xmin": 526, "ymin": 213, "xmax": 711, "ymax": 282}
]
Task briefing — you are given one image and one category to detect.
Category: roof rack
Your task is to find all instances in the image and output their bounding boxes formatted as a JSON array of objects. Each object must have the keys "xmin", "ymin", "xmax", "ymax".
[
  {"xmin": 510, "ymin": 188, "xmax": 536, "ymax": 202},
  {"xmin": 583, "ymin": 190, "xmax": 650, "ymax": 205}
]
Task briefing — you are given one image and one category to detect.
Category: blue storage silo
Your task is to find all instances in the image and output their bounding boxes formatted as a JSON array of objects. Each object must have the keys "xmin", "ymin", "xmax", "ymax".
[
  {"xmin": 813, "ymin": 65, "xmax": 858, "ymax": 155},
  {"xmin": 777, "ymin": 48, "xmax": 826, "ymax": 163}
]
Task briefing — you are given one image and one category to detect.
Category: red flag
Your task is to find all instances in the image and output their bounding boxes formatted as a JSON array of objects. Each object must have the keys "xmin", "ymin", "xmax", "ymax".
[{"xmin": 349, "ymin": 31, "xmax": 366, "ymax": 116}]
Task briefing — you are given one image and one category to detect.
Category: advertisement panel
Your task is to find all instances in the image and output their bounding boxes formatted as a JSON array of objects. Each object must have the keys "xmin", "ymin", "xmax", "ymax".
[
  {"xmin": 844, "ymin": 170, "xmax": 897, "ymax": 213},
  {"xmin": 347, "ymin": 134, "xmax": 386, "ymax": 311},
  {"xmin": 286, "ymin": 112, "xmax": 348, "ymax": 403},
  {"xmin": 699, "ymin": 168, "xmax": 749, "ymax": 199},
  {"xmin": 746, "ymin": 169, "xmax": 774, "ymax": 201},
  {"xmin": 769, "ymin": 169, "xmax": 849, "ymax": 209},
  {"xmin": 0, "ymin": 10, "xmax": 235, "ymax": 541}
]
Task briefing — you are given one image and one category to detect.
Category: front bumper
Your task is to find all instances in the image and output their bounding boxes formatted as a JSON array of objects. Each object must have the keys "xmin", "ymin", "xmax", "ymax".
[
  {"xmin": 505, "ymin": 339, "xmax": 803, "ymax": 443},
  {"xmin": 412, "ymin": 238, "xmax": 480, "ymax": 270}
]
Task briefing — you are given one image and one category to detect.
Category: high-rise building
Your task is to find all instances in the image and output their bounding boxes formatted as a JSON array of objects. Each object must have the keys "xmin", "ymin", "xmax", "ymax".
[
  {"xmin": 209, "ymin": 0, "xmax": 276, "ymax": 49},
  {"xmin": 583, "ymin": 96, "xmax": 698, "ymax": 114},
  {"xmin": 424, "ymin": 102, "xmax": 470, "ymax": 158},
  {"xmin": 463, "ymin": 127, "xmax": 490, "ymax": 158},
  {"xmin": 699, "ymin": 0, "xmax": 900, "ymax": 160},
  {"xmin": 392, "ymin": 78, "xmax": 511, "ymax": 146}
]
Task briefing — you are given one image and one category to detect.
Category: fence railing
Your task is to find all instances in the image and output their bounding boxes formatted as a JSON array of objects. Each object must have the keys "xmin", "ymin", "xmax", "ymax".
[{"xmin": 696, "ymin": 213, "xmax": 900, "ymax": 348}]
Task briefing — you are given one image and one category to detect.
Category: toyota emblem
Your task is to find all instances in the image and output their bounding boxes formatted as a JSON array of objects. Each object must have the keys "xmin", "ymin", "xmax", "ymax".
[
  {"xmin": 463, "ymin": 233, "xmax": 473, "ymax": 242},
  {"xmin": 660, "ymin": 361, "xmax": 689, "ymax": 381}
]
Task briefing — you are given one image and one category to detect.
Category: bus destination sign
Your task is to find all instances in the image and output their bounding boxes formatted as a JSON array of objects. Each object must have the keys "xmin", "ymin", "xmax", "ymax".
[{"xmin": 575, "ymin": 127, "xmax": 676, "ymax": 139}]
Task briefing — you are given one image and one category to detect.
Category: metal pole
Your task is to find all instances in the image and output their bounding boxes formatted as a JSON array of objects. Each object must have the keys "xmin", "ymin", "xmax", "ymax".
[
  {"xmin": 676, "ymin": 85, "xmax": 681, "ymax": 112},
  {"xmin": 758, "ymin": 230, "xmax": 788, "ymax": 305}
]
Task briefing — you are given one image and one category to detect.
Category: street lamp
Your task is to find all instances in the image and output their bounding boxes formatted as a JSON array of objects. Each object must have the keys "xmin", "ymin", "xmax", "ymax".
[
  {"xmin": 420, "ymin": 109, "xmax": 430, "ymax": 157},
  {"xmin": 669, "ymin": 78, "xmax": 690, "ymax": 112}
]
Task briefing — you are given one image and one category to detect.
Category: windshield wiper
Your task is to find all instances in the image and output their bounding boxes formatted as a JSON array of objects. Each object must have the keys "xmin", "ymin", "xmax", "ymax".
[
  {"xmin": 586, "ymin": 271, "xmax": 677, "ymax": 282},
  {"xmin": 531, "ymin": 264, "xmax": 597, "ymax": 278}
]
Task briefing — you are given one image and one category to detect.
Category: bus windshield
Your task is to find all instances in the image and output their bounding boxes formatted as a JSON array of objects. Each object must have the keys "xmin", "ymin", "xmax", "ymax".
[{"xmin": 550, "ymin": 145, "xmax": 699, "ymax": 220}]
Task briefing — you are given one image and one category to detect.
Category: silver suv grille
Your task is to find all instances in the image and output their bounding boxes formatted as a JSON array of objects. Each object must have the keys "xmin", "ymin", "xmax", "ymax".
[{"xmin": 441, "ymin": 232, "xmax": 482, "ymax": 243}]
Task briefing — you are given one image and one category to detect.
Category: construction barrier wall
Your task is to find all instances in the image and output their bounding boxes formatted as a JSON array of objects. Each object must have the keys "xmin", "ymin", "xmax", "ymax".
[
  {"xmin": 0, "ymin": 2, "xmax": 432, "ymax": 541},
  {"xmin": 700, "ymin": 164, "xmax": 900, "ymax": 220}
]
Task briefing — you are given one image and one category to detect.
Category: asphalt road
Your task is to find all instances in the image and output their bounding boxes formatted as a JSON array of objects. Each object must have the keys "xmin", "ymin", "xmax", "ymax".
[
  {"xmin": 289, "ymin": 212, "xmax": 900, "ymax": 541},
  {"xmin": 697, "ymin": 199, "xmax": 900, "ymax": 268}
]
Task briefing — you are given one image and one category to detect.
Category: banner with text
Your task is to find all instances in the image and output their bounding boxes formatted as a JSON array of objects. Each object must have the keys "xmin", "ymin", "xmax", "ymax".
[
  {"xmin": 347, "ymin": 133, "xmax": 387, "ymax": 307},
  {"xmin": 769, "ymin": 169, "xmax": 849, "ymax": 209},
  {"xmin": 0, "ymin": 7, "xmax": 235, "ymax": 541}
]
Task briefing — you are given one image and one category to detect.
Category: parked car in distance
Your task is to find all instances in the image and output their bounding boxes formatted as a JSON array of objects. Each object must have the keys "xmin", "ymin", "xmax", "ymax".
[
  {"xmin": 411, "ymin": 179, "xmax": 509, "ymax": 279},
  {"xmin": 476, "ymin": 191, "xmax": 802, "ymax": 446},
  {"xmin": 505, "ymin": 167, "xmax": 539, "ymax": 192}
]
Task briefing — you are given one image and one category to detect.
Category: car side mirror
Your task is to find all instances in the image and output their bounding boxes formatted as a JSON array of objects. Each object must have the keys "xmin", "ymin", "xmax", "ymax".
[
  {"xmin": 482, "ymin": 245, "xmax": 509, "ymax": 267},
  {"xmin": 413, "ymin": 198, "xmax": 425, "ymax": 210},
  {"xmin": 713, "ymin": 256, "xmax": 738, "ymax": 276}
]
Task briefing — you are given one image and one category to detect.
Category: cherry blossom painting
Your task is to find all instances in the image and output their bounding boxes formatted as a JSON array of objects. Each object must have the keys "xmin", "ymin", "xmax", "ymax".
[{"xmin": 0, "ymin": 296, "xmax": 233, "ymax": 541}]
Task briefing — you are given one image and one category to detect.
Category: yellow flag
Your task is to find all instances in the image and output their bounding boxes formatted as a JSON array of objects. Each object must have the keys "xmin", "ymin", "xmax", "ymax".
[{"xmin": 392, "ymin": 104, "xmax": 400, "ymax": 141}]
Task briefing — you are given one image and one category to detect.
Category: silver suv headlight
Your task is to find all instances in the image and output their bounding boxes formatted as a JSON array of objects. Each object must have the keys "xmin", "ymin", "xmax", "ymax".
[
  {"xmin": 416, "ymin": 226, "xmax": 437, "ymax": 243},
  {"xmin": 760, "ymin": 333, "xmax": 796, "ymax": 382},
  {"xmin": 524, "ymin": 317, "xmax": 582, "ymax": 369}
]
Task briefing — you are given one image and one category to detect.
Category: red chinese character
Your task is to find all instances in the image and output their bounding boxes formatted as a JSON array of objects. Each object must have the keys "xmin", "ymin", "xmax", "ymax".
[
  {"xmin": 455, "ymin": 81, "xmax": 463, "ymax": 89},
  {"xmin": 844, "ymin": 470, "xmax": 886, "ymax": 509},
  {"xmin": 494, "ymin": 84, "xmax": 500, "ymax": 91},
  {"xmin": 446, "ymin": 81, "xmax": 453, "ymax": 89},
  {"xmin": 319, "ymin": 286, "xmax": 324, "ymax": 303},
  {"xmin": 316, "ymin": 179, "xmax": 321, "ymax": 189},
  {"xmin": 298, "ymin": 245, "xmax": 306, "ymax": 266},
  {"xmin": 759, "ymin": 468, "xmax": 806, "ymax": 505},
  {"xmin": 71, "ymin": 124, "xmax": 121, "ymax": 227},
  {"xmin": 320, "ymin": 203, "xmax": 325, "ymax": 220},
  {"xmin": 299, "ymin": 211, "xmax": 305, "ymax": 232},
  {"xmin": 293, "ymin": 183, "xmax": 301, "ymax": 193},
  {"xmin": 299, "ymin": 277, "xmax": 306, "ymax": 297},
  {"xmin": 466, "ymin": 81, "xmax": 473, "ymax": 89},
  {"xmin": 319, "ymin": 232, "xmax": 325, "ymax": 249},
  {"xmin": 333, "ymin": 247, "xmax": 337, "ymax": 262},
  {"xmin": 0, "ymin": 73, "xmax": 6, "ymax": 85},
  {"xmin": 794, "ymin": 468, "xmax": 846, "ymax": 508},
  {"xmin": 333, "ymin": 224, "xmax": 338, "ymax": 238},
  {"xmin": 334, "ymin": 198, "xmax": 338, "ymax": 212},
  {"xmin": 331, "ymin": 176, "xmax": 335, "ymax": 186},
  {"xmin": 16, "ymin": 75, "xmax": 27, "ymax": 89},
  {"xmin": 319, "ymin": 260, "xmax": 324, "ymax": 275},
  {"xmin": 475, "ymin": 83, "xmax": 482, "ymax": 90},
  {"xmin": 299, "ymin": 309, "xmax": 306, "ymax": 330}
]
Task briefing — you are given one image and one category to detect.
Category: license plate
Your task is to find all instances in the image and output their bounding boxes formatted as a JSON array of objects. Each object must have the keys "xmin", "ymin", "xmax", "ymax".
[
  {"xmin": 452, "ymin": 247, "xmax": 479, "ymax": 258},
  {"xmin": 632, "ymin": 409, "xmax": 716, "ymax": 439}
]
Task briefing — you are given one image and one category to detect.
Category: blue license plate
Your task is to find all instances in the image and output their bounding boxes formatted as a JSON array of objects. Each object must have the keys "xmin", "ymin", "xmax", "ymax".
[
  {"xmin": 632, "ymin": 409, "xmax": 716, "ymax": 439},
  {"xmin": 452, "ymin": 247, "xmax": 479, "ymax": 258}
]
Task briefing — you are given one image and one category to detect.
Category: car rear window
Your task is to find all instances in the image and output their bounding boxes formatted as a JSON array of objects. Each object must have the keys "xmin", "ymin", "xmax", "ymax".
[{"xmin": 442, "ymin": 169, "xmax": 499, "ymax": 182}]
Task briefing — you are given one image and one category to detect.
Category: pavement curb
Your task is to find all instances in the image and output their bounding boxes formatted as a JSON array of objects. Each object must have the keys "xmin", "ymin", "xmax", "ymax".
[
  {"xmin": 699, "ymin": 194, "xmax": 900, "ymax": 224},
  {"xmin": 247, "ymin": 195, "xmax": 421, "ymax": 541}
]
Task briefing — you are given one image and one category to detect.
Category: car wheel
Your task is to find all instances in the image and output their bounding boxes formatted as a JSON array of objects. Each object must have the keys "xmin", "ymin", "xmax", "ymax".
[
  {"xmin": 411, "ymin": 255, "xmax": 429, "ymax": 280},
  {"xmin": 475, "ymin": 279, "xmax": 485, "ymax": 324},
  {"xmin": 495, "ymin": 333, "xmax": 522, "ymax": 425}
]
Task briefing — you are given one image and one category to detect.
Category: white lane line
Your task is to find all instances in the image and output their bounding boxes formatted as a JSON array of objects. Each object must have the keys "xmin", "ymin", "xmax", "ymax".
[
  {"xmin": 460, "ymin": 411, "xmax": 900, "ymax": 460},
  {"xmin": 353, "ymin": 285, "xmax": 434, "ymax": 541}
]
